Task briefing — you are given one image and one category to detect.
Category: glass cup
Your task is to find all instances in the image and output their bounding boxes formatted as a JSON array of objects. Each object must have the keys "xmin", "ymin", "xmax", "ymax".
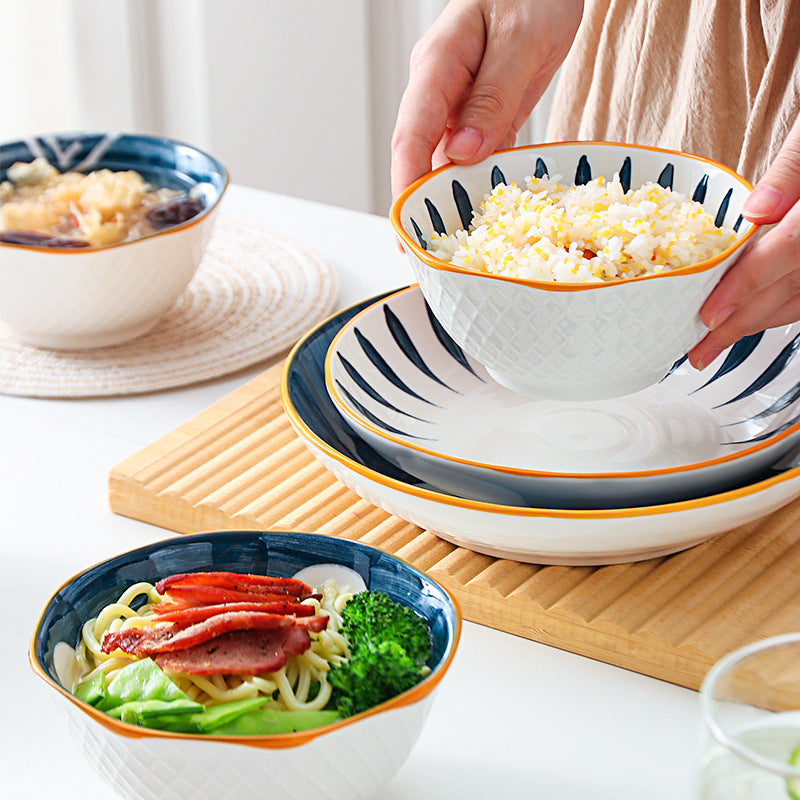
[{"xmin": 698, "ymin": 633, "xmax": 800, "ymax": 799}]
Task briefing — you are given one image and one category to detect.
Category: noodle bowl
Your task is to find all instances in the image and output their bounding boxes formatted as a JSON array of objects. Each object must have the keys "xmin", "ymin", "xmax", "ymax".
[{"xmin": 30, "ymin": 530, "xmax": 460, "ymax": 800}]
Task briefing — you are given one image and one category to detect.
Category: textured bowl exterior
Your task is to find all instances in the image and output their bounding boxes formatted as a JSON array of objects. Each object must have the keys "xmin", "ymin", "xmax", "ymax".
[
  {"xmin": 55, "ymin": 691, "xmax": 434, "ymax": 800},
  {"xmin": 408, "ymin": 253, "xmax": 732, "ymax": 399},
  {"xmin": 392, "ymin": 142, "xmax": 757, "ymax": 400},
  {"xmin": 0, "ymin": 132, "xmax": 228, "ymax": 349},
  {"xmin": 0, "ymin": 211, "xmax": 217, "ymax": 348},
  {"xmin": 30, "ymin": 531, "xmax": 460, "ymax": 800}
]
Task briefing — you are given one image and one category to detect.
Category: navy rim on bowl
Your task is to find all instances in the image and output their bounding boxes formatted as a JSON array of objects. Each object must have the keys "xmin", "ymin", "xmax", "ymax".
[
  {"xmin": 0, "ymin": 132, "xmax": 228, "ymax": 220},
  {"xmin": 34, "ymin": 529, "xmax": 458, "ymax": 694}
]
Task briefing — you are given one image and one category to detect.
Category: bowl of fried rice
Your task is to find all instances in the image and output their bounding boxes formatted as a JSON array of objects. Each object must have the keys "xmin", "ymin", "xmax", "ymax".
[
  {"xmin": 0, "ymin": 132, "xmax": 227, "ymax": 349},
  {"xmin": 390, "ymin": 142, "xmax": 757, "ymax": 400}
]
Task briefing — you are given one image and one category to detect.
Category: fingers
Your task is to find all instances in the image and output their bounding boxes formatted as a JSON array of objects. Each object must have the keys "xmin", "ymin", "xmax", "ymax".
[
  {"xmin": 692, "ymin": 115, "xmax": 800, "ymax": 369},
  {"xmin": 443, "ymin": 6, "xmax": 548, "ymax": 162},
  {"xmin": 445, "ymin": 1, "xmax": 581, "ymax": 165},
  {"xmin": 390, "ymin": 2, "xmax": 487, "ymax": 199},
  {"xmin": 690, "ymin": 273, "xmax": 800, "ymax": 370},
  {"xmin": 391, "ymin": 0, "xmax": 583, "ymax": 200},
  {"xmin": 742, "ymin": 114, "xmax": 800, "ymax": 224},
  {"xmin": 689, "ymin": 199, "xmax": 800, "ymax": 369}
]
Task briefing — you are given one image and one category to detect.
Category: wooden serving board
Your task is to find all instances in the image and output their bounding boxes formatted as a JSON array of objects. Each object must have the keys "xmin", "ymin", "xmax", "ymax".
[{"xmin": 109, "ymin": 362, "xmax": 800, "ymax": 691}]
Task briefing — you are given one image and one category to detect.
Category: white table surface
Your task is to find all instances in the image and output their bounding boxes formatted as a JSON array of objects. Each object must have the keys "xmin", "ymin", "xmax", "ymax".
[{"xmin": 2, "ymin": 184, "xmax": 699, "ymax": 799}]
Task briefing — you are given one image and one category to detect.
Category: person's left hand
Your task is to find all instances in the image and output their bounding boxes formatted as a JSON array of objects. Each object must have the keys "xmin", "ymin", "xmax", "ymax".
[{"xmin": 688, "ymin": 114, "xmax": 800, "ymax": 370}]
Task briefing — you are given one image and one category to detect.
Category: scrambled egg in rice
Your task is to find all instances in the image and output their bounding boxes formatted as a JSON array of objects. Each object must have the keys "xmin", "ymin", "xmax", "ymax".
[{"xmin": 428, "ymin": 174, "xmax": 737, "ymax": 283}]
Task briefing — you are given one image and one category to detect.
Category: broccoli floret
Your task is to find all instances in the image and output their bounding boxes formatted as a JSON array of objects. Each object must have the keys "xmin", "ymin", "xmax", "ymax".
[
  {"xmin": 339, "ymin": 590, "xmax": 431, "ymax": 666},
  {"xmin": 329, "ymin": 591, "xmax": 432, "ymax": 717},
  {"xmin": 329, "ymin": 641, "xmax": 421, "ymax": 717}
]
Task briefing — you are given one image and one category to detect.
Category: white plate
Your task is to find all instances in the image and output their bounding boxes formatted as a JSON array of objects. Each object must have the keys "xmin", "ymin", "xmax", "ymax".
[
  {"xmin": 281, "ymin": 294, "xmax": 800, "ymax": 565},
  {"xmin": 325, "ymin": 286, "xmax": 800, "ymax": 508}
]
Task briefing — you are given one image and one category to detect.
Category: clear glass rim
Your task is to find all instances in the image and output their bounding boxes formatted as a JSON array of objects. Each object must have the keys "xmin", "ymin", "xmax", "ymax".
[{"xmin": 700, "ymin": 632, "xmax": 800, "ymax": 779}]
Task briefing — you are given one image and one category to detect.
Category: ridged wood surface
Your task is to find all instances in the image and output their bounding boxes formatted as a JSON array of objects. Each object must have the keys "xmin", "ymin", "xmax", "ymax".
[{"xmin": 109, "ymin": 363, "xmax": 800, "ymax": 691}]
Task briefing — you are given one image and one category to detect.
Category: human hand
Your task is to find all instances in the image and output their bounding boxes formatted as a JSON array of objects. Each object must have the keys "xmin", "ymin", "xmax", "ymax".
[
  {"xmin": 688, "ymin": 115, "xmax": 800, "ymax": 370},
  {"xmin": 390, "ymin": 0, "xmax": 583, "ymax": 200}
]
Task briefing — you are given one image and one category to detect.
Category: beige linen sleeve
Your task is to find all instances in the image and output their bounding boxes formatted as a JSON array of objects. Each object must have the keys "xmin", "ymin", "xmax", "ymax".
[{"xmin": 546, "ymin": 0, "xmax": 800, "ymax": 183}]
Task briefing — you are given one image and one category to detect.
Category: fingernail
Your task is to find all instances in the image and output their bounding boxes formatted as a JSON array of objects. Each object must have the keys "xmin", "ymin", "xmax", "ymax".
[
  {"xmin": 445, "ymin": 127, "xmax": 484, "ymax": 161},
  {"xmin": 695, "ymin": 348, "xmax": 723, "ymax": 371},
  {"xmin": 708, "ymin": 306, "xmax": 735, "ymax": 330},
  {"xmin": 743, "ymin": 185, "xmax": 783, "ymax": 220}
]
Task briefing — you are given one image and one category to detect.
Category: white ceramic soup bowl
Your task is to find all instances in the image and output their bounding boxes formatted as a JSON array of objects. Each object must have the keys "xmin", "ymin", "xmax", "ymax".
[
  {"xmin": 390, "ymin": 142, "xmax": 757, "ymax": 401},
  {"xmin": 0, "ymin": 132, "xmax": 227, "ymax": 349},
  {"xmin": 29, "ymin": 530, "xmax": 460, "ymax": 800}
]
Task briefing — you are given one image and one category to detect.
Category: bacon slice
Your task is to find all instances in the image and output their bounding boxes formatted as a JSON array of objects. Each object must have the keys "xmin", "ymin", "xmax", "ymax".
[
  {"xmin": 103, "ymin": 571, "xmax": 331, "ymax": 677},
  {"xmin": 154, "ymin": 626, "xmax": 312, "ymax": 675},
  {"xmin": 155, "ymin": 571, "xmax": 313, "ymax": 598},
  {"xmin": 160, "ymin": 585, "xmax": 314, "ymax": 607},
  {"xmin": 102, "ymin": 625, "xmax": 175, "ymax": 655},
  {"xmin": 102, "ymin": 611, "xmax": 328, "ymax": 657},
  {"xmin": 152, "ymin": 600, "xmax": 316, "ymax": 624}
]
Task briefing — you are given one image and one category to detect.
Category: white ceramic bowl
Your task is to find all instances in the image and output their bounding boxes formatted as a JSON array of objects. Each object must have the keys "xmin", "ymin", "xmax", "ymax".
[
  {"xmin": 325, "ymin": 286, "xmax": 800, "ymax": 509},
  {"xmin": 390, "ymin": 142, "xmax": 757, "ymax": 401},
  {"xmin": 29, "ymin": 530, "xmax": 460, "ymax": 800},
  {"xmin": 282, "ymin": 295, "xmax": 800, "ymax": 565},
  {"xmin": 0, "ymin": 132, "xmax": 228, "ymax": 349}
]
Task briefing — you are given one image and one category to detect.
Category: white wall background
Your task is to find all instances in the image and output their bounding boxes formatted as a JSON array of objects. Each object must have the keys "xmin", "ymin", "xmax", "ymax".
[{"xmin": 0, "ymin": 0, "xmax": 555, "ymax": 216}]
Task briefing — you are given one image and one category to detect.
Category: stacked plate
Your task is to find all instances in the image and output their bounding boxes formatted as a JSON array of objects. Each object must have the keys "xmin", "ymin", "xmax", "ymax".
[{"xmin": 280, "ymin": 286, "xmax": 800, "ymax": 565}]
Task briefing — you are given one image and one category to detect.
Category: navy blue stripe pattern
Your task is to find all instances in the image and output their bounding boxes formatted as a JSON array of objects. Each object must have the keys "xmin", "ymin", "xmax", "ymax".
[
  {"xmin": 657, "ymin": 163, "xmax": 674, "ymax": 189},
  {"xmin": 337, "ymin": 353, "xmax": 430, "ymax": 422},
  {"xmin": 425, "ymin": 198, "xmax": 446, "ymax": 235},
  {"xmin": 287, "ymin": 291, "xmax": 434, "ymax": 487},
  {"xmin": 354, "ymin": 328, "xmax": 438, "ymax": 406},
  {"xmin": 338, "ymin": 289, "xmax": 800, "ymax": 450},
  {"xmin": 690, "ymin": 332, "xmax": 765, "ymax": 394},
  {"xmin": 714, "ymin": 188, "xmax": 732, "ymax": 228},
  {"xmin": 619, "ymin": 156, "xmax": 632, "ymax": 193},
  {"xmin": 336, "ymin": 381, "xmax": 432, "ymax": 440},
  {"xmin": 334, "ymin": 296, "xmax": 490, "ymax": 441},
  {"xmin": 692, "ymin": 175, "xmax": 709, "ymax": 203},
  {"xmin": 368, "ymin": 299, "xmax": 800, "ymax": 448},
  {"xmin": 749, "ymin": 383, "xmax": 800, "ymax": 422},
  {"xmin": 384, "ymin": 305, "xmax": 456, "ymax": 391},
  {"xmin": 715, "ymin": 334, "xmax": 800, "ymax": 408},
  {"xmin": 424, "ymin": 302, "xmax": 484, "ymax": 380},
  {"xmin": 408, "ymin": 153, "xmax": 736, "ymax": 248},
  {"xmin": 452, "ymin": 180, "xmax": 473, "ymax": 229},
  {"xmin": 575, "ymin": 155, "xmax": 592, "ymax": 185},
  {"xmin": 410, "ymin": 217, "xmax": 427, "ymax": 249},
  {"xmin": 292, "ymin": 289, "xmax": 800, "ymax": 495},
  {"xmin": 0, "ymin": 133, "xmax": 227, "ymax": 195}
]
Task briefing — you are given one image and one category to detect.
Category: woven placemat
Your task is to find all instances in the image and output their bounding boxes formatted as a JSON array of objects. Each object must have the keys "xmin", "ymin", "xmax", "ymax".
[{"xmin": 0, "ymin": 216, "xmax": 338, "ymax": 397}]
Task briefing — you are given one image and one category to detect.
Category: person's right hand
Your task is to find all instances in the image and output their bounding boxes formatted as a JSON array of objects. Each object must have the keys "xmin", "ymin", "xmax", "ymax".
[{"xmin": 390, "ymin": 0, "xmax": 583, "ymax": 200}]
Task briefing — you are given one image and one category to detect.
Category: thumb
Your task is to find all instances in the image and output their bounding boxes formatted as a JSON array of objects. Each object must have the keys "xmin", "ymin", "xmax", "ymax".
[{"xmin": 742, "ymin": 115, "xmax": 800, "ymax": 224}]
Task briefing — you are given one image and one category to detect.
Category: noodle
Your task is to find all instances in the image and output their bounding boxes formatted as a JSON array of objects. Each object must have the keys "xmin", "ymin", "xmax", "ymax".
[{"xmin": 70, "ymin": 577, "xmax": 355, "ymax": 712}]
